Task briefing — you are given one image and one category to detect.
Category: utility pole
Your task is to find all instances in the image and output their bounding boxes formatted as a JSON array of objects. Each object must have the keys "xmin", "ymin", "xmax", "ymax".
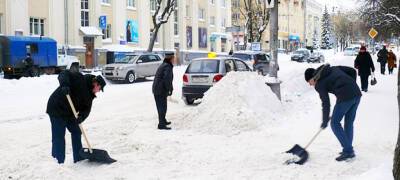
[{"xmin": 267, "ymin": 0, "xmax": 281, "ymax": 100}]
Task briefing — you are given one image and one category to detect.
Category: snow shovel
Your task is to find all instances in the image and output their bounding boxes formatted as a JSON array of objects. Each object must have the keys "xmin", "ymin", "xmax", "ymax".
[
  {"xmin": 66, "ymin": 94, "xmax": 116, "ymax": 164},
  {"xmin": 285, "ymin": 128, "xmax": 323, "ymax": 165}
]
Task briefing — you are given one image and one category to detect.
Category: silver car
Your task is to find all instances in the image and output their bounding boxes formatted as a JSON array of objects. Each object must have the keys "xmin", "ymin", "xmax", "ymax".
[
  {"xmin": 182, "ymin": 57, "xmax": 251, "ymax": 105},
  {"xmin": 102, "ymin": 53, "xmax": 163, "ymax": 83}
]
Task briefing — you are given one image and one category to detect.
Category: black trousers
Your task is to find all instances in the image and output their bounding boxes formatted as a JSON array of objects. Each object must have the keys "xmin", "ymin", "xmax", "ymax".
[
  {"xmin": 49, "ymin": 116, "xmax": 82, "ymax": 163},
  {"xmin": 380, "ymin": 62, "xmax": 387, "ymax": 74},
  {"xmin": 360, "ymin": 75, "xmax": 369, "ymax": 91},
  {"xmin": 154, "ymin": 95, "xmax": 168, "ymax": 126}
]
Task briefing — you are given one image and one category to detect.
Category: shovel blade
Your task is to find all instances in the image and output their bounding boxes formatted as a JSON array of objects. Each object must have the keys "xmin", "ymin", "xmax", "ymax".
[
  {"xmin": 79, "ymin": 148, "xmax": 117, "ymax": 164},
  {"xmin": 285, "ymin": 144, "xmax": 309, "ymax": 165}
]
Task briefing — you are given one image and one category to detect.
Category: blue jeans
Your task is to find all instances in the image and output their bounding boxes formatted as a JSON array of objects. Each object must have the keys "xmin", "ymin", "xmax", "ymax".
[
  {"xmin": 330, "ymin": 96, "xmax": 361, "ymax": 154},
  {"xmin": 50, "ymin": 116, "xmax": 82, "ymax": 163}
]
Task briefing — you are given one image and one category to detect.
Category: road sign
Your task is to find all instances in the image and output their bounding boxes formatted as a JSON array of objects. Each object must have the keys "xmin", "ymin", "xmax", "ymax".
[
  {"xmin": 266, "ymin": 0, "xmax": 274, "ymax": 8},
  {"xmin": 99, "ymin": 16, "xmax": 107, "ymax": 30},
  {"xmin": 369, "ymin": 28, "xmax": 378, "ymax": 39}
]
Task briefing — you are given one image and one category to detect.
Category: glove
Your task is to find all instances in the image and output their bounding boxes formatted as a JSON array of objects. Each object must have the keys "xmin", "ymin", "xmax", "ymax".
[
  {"xmin": 61, "ymin": 86, "xmax": 70, "ymax": 95},
  {"xmin": 321, "ymin": 121, "xmax": 329, "ymax": 129},
  {"xmin": 75, "ymin": 116, "xmax": 84, "ymax": 124}
]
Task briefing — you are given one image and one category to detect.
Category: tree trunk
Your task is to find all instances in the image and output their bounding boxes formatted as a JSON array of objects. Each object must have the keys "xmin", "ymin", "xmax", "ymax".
[
  {"xmin": 394, "ymin": 62, "xmax": 400, "ymax": 179},
  {"xmin": 147, "ymin": 26, "xmax": 161, "ymax": 52}
]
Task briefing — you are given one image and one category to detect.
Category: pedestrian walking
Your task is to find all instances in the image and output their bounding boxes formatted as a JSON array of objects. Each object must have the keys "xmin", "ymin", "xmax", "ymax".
[
  {"xmin": 152, "ymin": 52, "xmax": 175, "ymax": 130},
  {"xmin": 377, "ymin": 45, "xmax": 388, "ymax": 74},
  {"xmin": 46, "ymin": 70, "xmax": 106, "ymax": 163},
  {"xmin": 387, "ymin": 49, "xmax": 397, "ymax": 74},
  {"xmin": 354, "ymin": 46, "xmax": 375, "ymax": 92},
  {"xmin": 304, "ymin": 64, "xmax": 362, "ymax": 161}
]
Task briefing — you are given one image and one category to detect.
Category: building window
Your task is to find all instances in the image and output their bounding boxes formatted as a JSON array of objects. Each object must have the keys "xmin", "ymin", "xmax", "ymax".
[
  {"xmin": 186, "ymin": 5, "xmax": 190, "ymax": 17},
  {"xmin": 232, "ymin": 13, "xmax": 240, "ymax": 21},
  {"xmin": 102, "ymin": 24, "xmax": 111, "ymax": 39},
  {"xmin": 232, "ymin": 0, "xmax": 240, "ymax": 8},
  {"xmin": 221, "ymin": 0, "xmax": 226, "ymax": 7},
  {"xmin": 210, "ymin": 16, "xmax": 215, "ymax": 26},
  {"xmin": 150, "ymin": 0, "xmax": 156, "ymax": 11},
  {"xmin": 221, "ymin": 18, "xmax": 226, "ymax": 28},
  {"xmin": 174, "ymin": 10, "xmax": 179, "ymax": 36},
  {"xmin": 101, "ymin": 0, "xmax": 110, "ymax": 4},
  {"xmin": 0, "ymin": 14, "xmax": 2, "ymax": 34},
  {"xmin": 127, "ymin": 0, "xmax": 135, "ymax": 8},
  {"xmin": 198, "ymin": 8, "xmax": 205, "ymax": 20},
  {"xmin": 30, "ymin": 17, "xmax": 45, "ymax": 36},
  {"xmin": 81, "ymin": 0, "xmax": 89, "ymax": 26}
]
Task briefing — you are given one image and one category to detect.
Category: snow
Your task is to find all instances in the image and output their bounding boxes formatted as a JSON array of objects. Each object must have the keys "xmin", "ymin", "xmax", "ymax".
[{"xmin": 0, "ymin": 50, "xmax": 397, "ymax": 179}]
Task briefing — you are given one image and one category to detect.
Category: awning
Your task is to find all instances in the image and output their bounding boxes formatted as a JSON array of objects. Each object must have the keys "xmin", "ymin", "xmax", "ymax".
[{"xmin": 79, "ymin": 26, "xmax": 103, "ymax": 36}]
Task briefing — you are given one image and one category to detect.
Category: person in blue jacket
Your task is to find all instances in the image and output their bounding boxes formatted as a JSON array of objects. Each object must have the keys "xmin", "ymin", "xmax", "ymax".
[{"xmin": 305, "ymin": 64, "xmax": 362, "ymax": 161}]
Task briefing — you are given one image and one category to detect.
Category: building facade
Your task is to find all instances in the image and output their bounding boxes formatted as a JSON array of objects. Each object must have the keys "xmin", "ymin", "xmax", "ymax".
[
  {"xmin": 305, "ymin": 0, "xmax": 323, "ymax": 48},
  {"xmin": 231, "ymin": 0, "xmax": 323, "ymax": 52},
  {"xmin": 0, "ymin": 0, "xmax": 232, "ymax": 67}
]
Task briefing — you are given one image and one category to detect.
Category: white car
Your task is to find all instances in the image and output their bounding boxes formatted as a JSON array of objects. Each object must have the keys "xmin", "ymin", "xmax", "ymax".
[
  {"xmin": 102, "ymin": 53, "xmax": 163, "ymax": 83},
  {"xmin": 344, "ymin": 47, "xmax": 356, "ymax": 56}
]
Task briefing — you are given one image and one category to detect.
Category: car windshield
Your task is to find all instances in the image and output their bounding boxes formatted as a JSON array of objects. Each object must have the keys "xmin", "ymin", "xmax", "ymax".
[
  {"xmin": 255, "ymin": 54, "xmax": 269, "ymax": 62},
  {"xmin": 115, "ymin": 55, "xmax": 137, "ymax": 63},
  {"xmin": 187, "ymin": 60, "xmax": 220, "ymax": 73},
  {"xmin": 232, "ymin": 53, "xmax": 252, "ymax": 61},
  {"xmin": 293, "ymin": 51, "xmax": 304, "ymax": 55}
]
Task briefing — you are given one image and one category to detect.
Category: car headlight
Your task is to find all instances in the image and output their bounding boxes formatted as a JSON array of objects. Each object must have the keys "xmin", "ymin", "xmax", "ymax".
[{"xmin": 117, "ymin": 66, "xmax": 125, "ymax": 70}]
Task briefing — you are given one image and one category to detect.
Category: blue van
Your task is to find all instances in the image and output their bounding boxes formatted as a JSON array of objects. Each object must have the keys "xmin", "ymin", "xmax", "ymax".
[{"xmin": 0, "ymin": 36, "xmax": 79, "ymax": 78}]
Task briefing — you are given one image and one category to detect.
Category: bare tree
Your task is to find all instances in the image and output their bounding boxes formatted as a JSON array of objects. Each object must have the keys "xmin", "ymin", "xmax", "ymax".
[
  {"xmin": 147, "ymin": 0, "xmax": 176, "ymax": 52},
  {"xmin": 239, "ymin": 0, "xmax": 270, "ymax": 48}
]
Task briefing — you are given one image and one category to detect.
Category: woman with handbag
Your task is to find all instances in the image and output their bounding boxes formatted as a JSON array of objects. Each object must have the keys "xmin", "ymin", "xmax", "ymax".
[{"xmin": 354, "ymin": 46, "xmax": 375, "ymax": 92}]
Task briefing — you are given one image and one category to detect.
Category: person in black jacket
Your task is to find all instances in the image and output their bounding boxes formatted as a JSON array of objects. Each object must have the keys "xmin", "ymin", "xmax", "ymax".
[
  {"xmin": 152, "ymin": 52, "xmax": 174, "ymax": 130},
  {"xmin": 305, "ymin": 64, "xmax": 362, "ymax": 161},
  {"xmin": 46, "ymin": 70, "xmax": 106, "ymax": 163},
  {"xmin": 354, "ymin": 46, "xmax": 375, "ymax": 92},
  {"xmin": 377, "ymin": 45, "xmax": 388, "ymax": 74},
  {"xmin": 23, "ymin": 53, "xmax": 37, "ymax": 77}
]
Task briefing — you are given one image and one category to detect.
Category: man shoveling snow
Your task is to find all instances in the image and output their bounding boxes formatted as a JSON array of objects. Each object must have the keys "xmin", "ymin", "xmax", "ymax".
[{"xmin": 305, "ymin": 64, "xmax": 361, "ymax": 162}]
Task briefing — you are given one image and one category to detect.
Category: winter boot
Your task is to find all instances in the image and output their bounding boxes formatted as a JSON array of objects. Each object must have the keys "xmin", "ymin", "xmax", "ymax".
[{"xmin": 335, "ymin": 152, "xmax": 355, "ymax": 161}]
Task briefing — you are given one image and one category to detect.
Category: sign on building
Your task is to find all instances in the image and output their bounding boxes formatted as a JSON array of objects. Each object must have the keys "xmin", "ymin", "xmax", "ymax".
[{"xmin": 99, "ymin": 16, "xmax": 107, "ymax": 30}]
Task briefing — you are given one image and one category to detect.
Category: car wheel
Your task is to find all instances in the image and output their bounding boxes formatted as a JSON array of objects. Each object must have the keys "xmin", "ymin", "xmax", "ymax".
[
  {"xmin": 183, "ymin": 96, "xmax": 194, "ymax": 105},
  {"xmin": 125, "ymin": 71, "xmax": 136, "ymax": 84}
]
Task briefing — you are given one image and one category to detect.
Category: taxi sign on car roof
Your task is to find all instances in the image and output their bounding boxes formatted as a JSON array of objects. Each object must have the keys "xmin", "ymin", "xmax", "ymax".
[{"xmin": 208, "ymin": 52, "xmax": 217, "ymax": 58}]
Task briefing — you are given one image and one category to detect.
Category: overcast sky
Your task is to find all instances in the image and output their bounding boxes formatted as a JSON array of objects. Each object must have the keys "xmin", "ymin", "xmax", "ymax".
[{"xmin": 318, "ymin": 0, "xmax": 358, "ymax": 11}]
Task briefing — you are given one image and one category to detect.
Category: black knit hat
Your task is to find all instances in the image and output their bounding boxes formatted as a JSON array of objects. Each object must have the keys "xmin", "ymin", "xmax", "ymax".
[
  {"xmin": 95, "ymin": 75, "xmax": 106, "ymax": 92},
  {"xmin": 304, "ymin": 68, "xmax": 316, "ymax": 82}
]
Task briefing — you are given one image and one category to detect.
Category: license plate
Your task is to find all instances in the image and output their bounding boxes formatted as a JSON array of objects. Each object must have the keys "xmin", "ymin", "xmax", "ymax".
[{"xmin": 192, "ymin": 77, "xmax": 208, "ymax": 83}]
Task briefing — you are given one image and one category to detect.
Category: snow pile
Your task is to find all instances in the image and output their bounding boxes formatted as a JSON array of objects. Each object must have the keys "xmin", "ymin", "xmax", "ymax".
[{"xmin": 182, "ymin": 72, "xmax": 283, "ymax": 135}]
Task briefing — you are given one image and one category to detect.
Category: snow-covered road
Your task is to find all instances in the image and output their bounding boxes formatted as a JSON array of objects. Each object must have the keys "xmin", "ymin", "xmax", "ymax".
[{"xmin": 0, "ymin": 50, "xmax": 396, "ymax": 179}]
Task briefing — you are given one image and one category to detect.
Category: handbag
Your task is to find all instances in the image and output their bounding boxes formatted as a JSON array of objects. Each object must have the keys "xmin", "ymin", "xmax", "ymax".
[{"xmin": 370, "ymin": 73, "xmax": 377, "ymax": 86}]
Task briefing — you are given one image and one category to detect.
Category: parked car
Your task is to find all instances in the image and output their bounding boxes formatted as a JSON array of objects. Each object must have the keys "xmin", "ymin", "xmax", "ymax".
[
  {"xmin": 231, "ymin": 51, "xmax": 270, "ymax": 71},
  {"xmin": 182, "ymin": 57, "xmax": 251, "ymax": 105},
  {"xmin": 277, "ymin": 48, "xmax": 287, "ymax": 54},
  {"xmin": 291, "ymin": 49, "xmax": 311, "ymax": 62},
  {"xmin": 307, "ymin": 51, "xmax": 325, "ymax": 63},
  {"xmin": 344, "ymin": 47, "xmax": 356, "ymax": 56},
  {"xmin": 102, "ymin": 53, "xmax": 163, "ymax": 83}
]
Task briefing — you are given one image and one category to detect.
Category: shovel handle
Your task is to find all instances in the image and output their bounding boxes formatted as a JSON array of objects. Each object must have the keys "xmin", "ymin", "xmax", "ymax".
[
  {"xmin": 66, "ymin": 94, "xmax": 93, "ymax": 153},
  {"xmin": 304, "ymin": 128, "xmax": 323, "ymax": 150}
]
